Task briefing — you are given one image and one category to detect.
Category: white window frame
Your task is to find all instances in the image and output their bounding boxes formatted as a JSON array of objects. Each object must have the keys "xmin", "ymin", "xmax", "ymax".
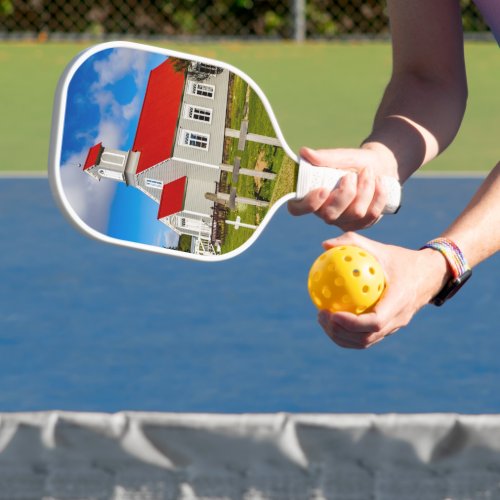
[
  {"xmin": 145, "ymin": 178, "xmax": 163, "ymax": 190},
  {"xmin": 97, "ymin": 168, "xmax": 124, "ymax": 181},
  {"xmin": 187, "ymin": 81, "xmax": 215, "ymax": 99},
  {"xmin": 179, "ymin": 130, "xmax": 210, "ymax": 151},
  {"xmin": 183, "ymin": 104, "xmax": 213, "ymax": 124},
  {"xmin": 101, "ymin": 151, "xmax": 126, "ymax": 167},
  {"xmin": 196, "ymin": 63, "xmax": 219, "ymax": 74}
]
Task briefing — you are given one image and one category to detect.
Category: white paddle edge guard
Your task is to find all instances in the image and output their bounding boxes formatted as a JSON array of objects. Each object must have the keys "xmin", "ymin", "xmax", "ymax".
[
  {"xmin": 296, "ymin": 158, "xmax": 402, "ymax": 214},
  {"xmin": 48, "ymin": 41, "xmax": 299, "ymax": 263}
]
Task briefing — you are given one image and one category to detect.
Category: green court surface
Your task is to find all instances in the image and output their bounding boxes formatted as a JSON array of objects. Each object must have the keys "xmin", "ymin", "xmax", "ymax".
[{"xmin": 0, "ymin": 41, "xmax": 497, "ymax": 173}]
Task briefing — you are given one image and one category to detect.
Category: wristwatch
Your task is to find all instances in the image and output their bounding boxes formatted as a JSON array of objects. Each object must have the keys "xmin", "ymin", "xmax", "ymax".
[{"xmin": 421, "ymin": 238, "xmax": 472, "ymax": 306}]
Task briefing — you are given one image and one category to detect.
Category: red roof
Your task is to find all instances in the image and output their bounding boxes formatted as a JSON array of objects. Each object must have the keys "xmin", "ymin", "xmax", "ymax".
[
  {"xmin": 133, "ymin": 59, "xmax": 186, "ymax": 174},
  {"xmin": 83, "ymin": 143, "xmax": 103, "ymax": 170},
  {"xmin": 157, "ymin": 176, "xmax": 188, "ymax": 219}
]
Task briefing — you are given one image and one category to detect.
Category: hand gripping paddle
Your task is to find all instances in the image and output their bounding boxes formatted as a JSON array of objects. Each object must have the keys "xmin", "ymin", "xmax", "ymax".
[{"xmin": 49, "ymin": 41, "xmax": 401, "ymax": 262}]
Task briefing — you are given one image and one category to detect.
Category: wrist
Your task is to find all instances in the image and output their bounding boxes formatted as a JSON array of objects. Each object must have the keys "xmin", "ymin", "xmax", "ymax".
[
  {"xmin": 361, "ymin": 141, "xmax": 399, "ymax": 179},
  {"xmin": 417, "ymin": 248, "xmax": 453, "ymax": 303},
  {"xmin": 420, "ymin": 238, "xmax": 472, "ymax": 306}
]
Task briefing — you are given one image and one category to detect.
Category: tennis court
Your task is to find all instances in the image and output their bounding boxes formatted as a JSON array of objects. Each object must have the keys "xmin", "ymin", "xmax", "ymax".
[
  {"xmin": 0, "ymin": 173, "xmax": 499, "ymax": 498},
  {"xmin": 0, "ymin": 173, "xmax": 498, "ymax": 413},
  {"xmin": 0, "ymin": 39, "xmax": 499, "ymax": 499}
]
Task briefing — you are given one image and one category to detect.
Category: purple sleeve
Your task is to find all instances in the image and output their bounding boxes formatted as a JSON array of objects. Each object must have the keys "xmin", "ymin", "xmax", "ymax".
[{"xmin": 473, "ymin": 0, "xmax": 500, "ymax": 44}]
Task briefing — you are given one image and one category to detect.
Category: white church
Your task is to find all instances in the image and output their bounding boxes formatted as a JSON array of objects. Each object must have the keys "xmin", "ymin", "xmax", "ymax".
[{"xmin": 82, "ymin": 57, "xmax": 231, "ymax": 255}]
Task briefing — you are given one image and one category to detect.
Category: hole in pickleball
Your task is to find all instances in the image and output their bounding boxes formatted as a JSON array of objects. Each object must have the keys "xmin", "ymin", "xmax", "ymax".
[
  {"xmin": 344, "ymin": 256, "xmax": 352, "ymax": 262},
  {"xmin": 342, "ymin": 295, "xmax": 351, "ymax": 304},
  {"xmin": 356, "ymin": 306, "xmax": 365, "ymax": 314},
  {"xmin": 313, "ymin": 271, "xmax": 321, "ymax": 282},
  {"xmin": 362, "ymin": 285, "xmax": 369, "ymax": 293},
  {"xmin": 322, "ymin": 286, "xmax": 332, "ymax": 299},
  {"xmin": 334, "ymin": 277, "xmax": 344, "ymax": 286},
  {"xmin": 352, "ymin": 269, "xmax": 360, "ymax": 277},
  {"xmin": 369, "ymin": 267, "xmax": 375, "ymax": 275},
  {"xmin": 378, "ymin": 284, "xmax": 382, "ymax": 291},
  {"xmin": 359, "ymin": 251, "xmax": 367, "ymax": 257}
]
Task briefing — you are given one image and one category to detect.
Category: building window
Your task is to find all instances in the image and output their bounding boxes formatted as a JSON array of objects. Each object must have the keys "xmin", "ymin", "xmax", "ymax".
[
  {"xmin": 196, "ymin": 63, "xmax": 220, "ymax": 74},
  {"xmin": 184, "ymin": 104, "xmax": 212, "ymax": 123},
  {"xmin": 145, "ymin": 178, "xmax": 163, "ymax": 190},
  {"xmin": 180, "ymin": 130, "xmax": 210, "ymax": 150},
  {"xmin": 188, "ymin": 81, "xmax": 215, "ymax": 99},
  {"xmin": 101, "ymin": 151, "xmax": 126, "ymax": 167}
]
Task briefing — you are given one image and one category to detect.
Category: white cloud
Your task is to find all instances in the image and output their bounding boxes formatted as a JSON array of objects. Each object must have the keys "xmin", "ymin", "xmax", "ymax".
[
  {"xmin": 60, "ymin": 114, "xmax": 131, "ymax": 232},
  {"xmin": 122, "ymin": 95, "xmax": 141, "ymax": 121},
  {"xmin": 87, "ymin": 49, "xmax": 153, "ymax": 148},
  {"xmin": 60, "ymin": 48, "xmax": 156, "ymax": 237},
  {"xmin": 92, "ymin": 48, "xmax": 149, "ymax": 91},
  {"xmin": 155, "ymin": 229, "xmax": 180, "ymax": 249},
  {"xmin": 95, "ymin": 120, "xmax": 123, "ymax": 150},
  {"xmin": 61, "ymin": 152, "xmax": 116, "ymax": 234}
]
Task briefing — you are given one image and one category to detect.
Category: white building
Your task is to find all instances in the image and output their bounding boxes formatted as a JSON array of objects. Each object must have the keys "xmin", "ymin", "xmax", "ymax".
[{"xmin": 83, "ymin": 58, "xmax": 230, "ymax": 255}]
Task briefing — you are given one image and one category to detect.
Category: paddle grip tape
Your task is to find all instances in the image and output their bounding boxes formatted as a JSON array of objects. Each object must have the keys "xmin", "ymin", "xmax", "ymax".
[{"xmin": 296, "ymin": 159, "xmax": 402, "ymax": 214}]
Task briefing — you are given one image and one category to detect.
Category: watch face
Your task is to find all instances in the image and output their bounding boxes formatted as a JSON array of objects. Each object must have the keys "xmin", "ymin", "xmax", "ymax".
[{"xmin": 432, "ymin": 269, "xmax": 472, "ymax": 306}]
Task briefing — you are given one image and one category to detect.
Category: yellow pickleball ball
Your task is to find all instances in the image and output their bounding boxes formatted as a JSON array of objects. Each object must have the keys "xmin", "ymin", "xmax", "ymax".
[{"xmin": 308, "ymin": 245, "xmax": 385, "ymax": 315}]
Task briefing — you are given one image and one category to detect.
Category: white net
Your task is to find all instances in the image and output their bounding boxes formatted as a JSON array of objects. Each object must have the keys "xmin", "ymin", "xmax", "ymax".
[{"xmin": 1, "ymin": 412, "xmax": 500, "ymax": 499}]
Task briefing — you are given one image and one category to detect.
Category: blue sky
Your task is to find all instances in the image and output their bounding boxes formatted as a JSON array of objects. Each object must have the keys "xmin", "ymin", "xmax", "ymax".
[{"xmin": 60, "ymin": 47, "xmax": 180, "ymax": 249}]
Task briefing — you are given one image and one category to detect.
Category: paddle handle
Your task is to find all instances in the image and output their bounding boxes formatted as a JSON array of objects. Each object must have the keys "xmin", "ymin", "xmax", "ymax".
[{"xmin": 296, "ymin": 158, "xmax": 401, "ymax": 214}]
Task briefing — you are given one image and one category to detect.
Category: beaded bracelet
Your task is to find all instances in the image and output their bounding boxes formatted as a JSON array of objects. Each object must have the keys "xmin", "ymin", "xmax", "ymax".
[{"xmin": 420, "ymin": 237, "xmax": 472, "ymax": 306}]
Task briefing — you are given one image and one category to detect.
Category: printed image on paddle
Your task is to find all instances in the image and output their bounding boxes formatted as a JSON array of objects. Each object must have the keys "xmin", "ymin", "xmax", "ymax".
[{"xmin": 50, "ymin": 42, "xmax": 400, "ymax": 261}]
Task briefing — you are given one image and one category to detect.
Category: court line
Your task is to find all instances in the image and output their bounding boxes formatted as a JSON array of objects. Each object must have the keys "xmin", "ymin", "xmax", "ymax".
[
  {"xmin": 414, "ymin": 170, "xmax": 487, "ymax": 178},
  {"xmin": 0, "ymin": 171, "xmax": 48, "ymax": 178}
]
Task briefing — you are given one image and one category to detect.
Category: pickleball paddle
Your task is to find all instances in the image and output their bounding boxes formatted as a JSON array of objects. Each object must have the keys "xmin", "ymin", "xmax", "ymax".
[{"xmin": 49, "ymin": 41, "xmax": 401, "ymax": 261}]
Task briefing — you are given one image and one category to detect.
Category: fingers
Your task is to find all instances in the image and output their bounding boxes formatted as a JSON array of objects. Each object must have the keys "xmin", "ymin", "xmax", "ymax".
[
  {"xmin": 331, "ymin": 168, "xmax": 387, "ymax": 231},
  {"xmin": 288, "ymin": 188, "xmax": 330, "ymax": 216},
  {"xmin": 366, "ymin": 176, "xmax": 388, "ymax": 221},
  {"xmin": 318, "ymin": 307, "xmax": 398, "ymax": 350},
  {"xmin": 289, "ymin": 148, "xmax": 388, "ymax": 230},
  {"xmin": 315, "ymin": 172, "xmax": 357, "ymax": 223}
]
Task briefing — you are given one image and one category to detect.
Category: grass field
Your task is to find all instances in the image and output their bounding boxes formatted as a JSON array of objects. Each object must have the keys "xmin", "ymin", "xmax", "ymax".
[
  {"xmin": 0, "ymin": 41, "xmax": 497, "ymax": 173},
  {"xmin": 222, "ymin": 73, "xmax": 298, "ymax": 254}
]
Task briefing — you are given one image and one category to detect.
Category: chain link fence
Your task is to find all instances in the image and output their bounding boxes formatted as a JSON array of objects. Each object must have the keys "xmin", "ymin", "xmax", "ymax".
[{"xmin": 0, "ymin": 0, "xmax": 491, "ymax": 40}]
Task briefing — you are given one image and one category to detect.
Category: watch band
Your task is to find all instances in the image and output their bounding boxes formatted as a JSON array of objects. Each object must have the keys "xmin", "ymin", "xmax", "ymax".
[{"xmin": 421, "ymin": 238, "xmax": 472, "ymax": 306}]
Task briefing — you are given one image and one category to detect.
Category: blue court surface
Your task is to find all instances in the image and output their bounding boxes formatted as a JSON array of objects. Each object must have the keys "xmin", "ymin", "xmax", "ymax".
[{"xmin": 0, "ymin": 176, "xmax": 498, "ymax": 413}]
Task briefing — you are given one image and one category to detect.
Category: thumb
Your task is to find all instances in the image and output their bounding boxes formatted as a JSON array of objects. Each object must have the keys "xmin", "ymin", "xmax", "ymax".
[
  {"xmin": 322, "ymin": 231, "xmax": 371, "ymax": 250},
  {"xmin": 300, "ymin": 147, "xmax": 368, "ymax": 170}
]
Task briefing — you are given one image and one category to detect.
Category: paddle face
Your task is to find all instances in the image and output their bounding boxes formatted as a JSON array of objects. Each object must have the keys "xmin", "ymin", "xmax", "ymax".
[{"xmin": 49, "ymin": 42, "xmax": 299, "ymax": 262}]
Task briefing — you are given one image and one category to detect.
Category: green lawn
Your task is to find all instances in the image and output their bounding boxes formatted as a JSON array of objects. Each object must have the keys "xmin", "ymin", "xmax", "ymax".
[
  {"xmin": 0, "ymin": 41, "xmax": 497, "ymax": 173},
  {"xmin": 222, "ymin": 73, "xmax": 298, "ymax": 253}
]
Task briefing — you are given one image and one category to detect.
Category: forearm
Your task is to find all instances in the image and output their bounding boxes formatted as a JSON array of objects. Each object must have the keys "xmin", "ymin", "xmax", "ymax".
[
  {"xmin": 413, "ymin": 163, "xmax": 500, "ymax": 307},
  {"xmin": 363, "ymin": 73, "xmax": 467, "ymax": 182},
  {"xmin": 441, "ymin": 162, "xmax": 500, "ymax": 267},
  {"xmin": 361, "ymin": 0, "xmax": 467, "ymax": 182}
]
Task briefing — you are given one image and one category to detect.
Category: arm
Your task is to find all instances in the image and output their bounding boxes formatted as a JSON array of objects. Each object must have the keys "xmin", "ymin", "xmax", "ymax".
[
  {"xmin": 288, "ymin": 0, "xmax": 468, "ymax": 229},
  {"xmin": 364, "ymin": 0, "xmax": 468, "ymax": 181},
  {"xmin": 441, "ymin": 164, "xmax": 500, "ymax": 268},
  {"xmin": 318, "ymin": 163, "xmax": 500, "ymax": 349}
]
